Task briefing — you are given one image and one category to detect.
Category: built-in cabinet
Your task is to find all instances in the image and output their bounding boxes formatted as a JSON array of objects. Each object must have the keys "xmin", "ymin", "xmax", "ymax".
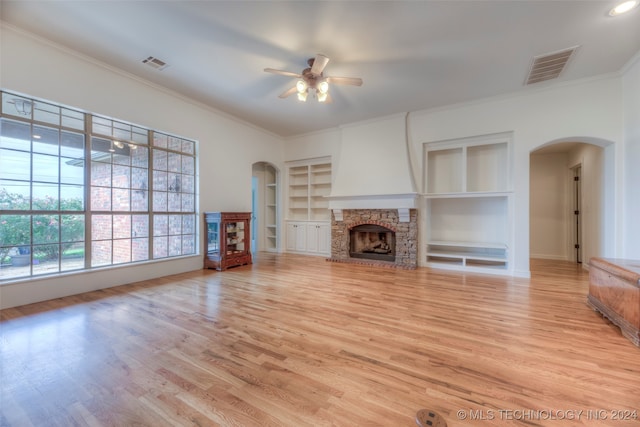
[
  {"xmin": 285, "ymin": 157, "xmax": 331, "ymax": 256},
  {"xmin": 204, "ymin": 212, "xmax": 252, "ymax": 270},
  {"xmin": 264, "ymin": 164, "xmax": 278, "ymax": 252},
  {"xmin": 424, "ymin": 133, "xmax": 512, "ymax": 273}
]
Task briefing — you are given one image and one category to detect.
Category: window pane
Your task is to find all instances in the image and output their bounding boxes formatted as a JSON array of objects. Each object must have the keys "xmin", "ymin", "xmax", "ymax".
[
  {"xmin": 131, "ymin": 167, "xmax": 147, "ymax": 190},
  {"xmin": 183, "ymin": 214, "xmax": 195, "ymax": 234},
  {"xmin": 33, "ymin": 154, "xmax": 59, "ymax": 183},
  {"xmin": 0, "ymin": 180, "xmax": 30, "ymax": 210},
  {"xmin": 169, "ymin": 235, "xmax": 182, "ymax": 257},
  {"xmin": 112, "ymin": 189, "xmax": 130, "ymax": 211},
  {"xmin": 91, "ymin": 162, "xmax": 111, "ymax": 186},
  {"xmin": 60, "ymin": 185, "xmax": 84, "ymax": 210},
  {"xmin": 152, "ymin": 191, "xmax": 167, "ymax": 212},
  {"xmin": 182, "ymin": 140, "xmax": 194, "ymax": 155},
  {"xmin": 33, "ymin": 102, "xmax": 60, "ymax": 126},
  {"xmin": 0, "ymin": 149, "xmax": 30, "ymax": 180},
  {"xmin": 2, "ymin": 94, "xmax": 33, "ymax": 119},
  {"xmin": 153, "ymin": 215, "xmax": 168, "ymax": 237},
  {"xmin": 92, "ymin": 215, "xmax": 112, "ymax": 241},
  {"xmin": 168, "ymin": 152, "xmax": 181, "ymax": 172},
  {"xmin": 91, "ymin": 187, "xmax": 111, "ymax": 210},
  {"xmin": 131, "ymin": 146, "xmax": 148, "ymax": 168},
  {"xmin": 33, "ymin": 215, "xmax": 59, "ymax": 245},
  {"xmin": 153, "ymin": 133, "xmax": 168, "ymax": 148},
  {"xmin": 182, "ymin": 175, "xmax": 194, "ymax": 193},
  {"xmin": 182, "ymin": 155, "xmax": 195, "ymax": 175},
  {"xmin": 169, "ymin": 215, "xmax": 181, "ymax": 235},
  {"xmin": 61, "ymin": 131, "xmax": 84, "ymax": 158},
  {"xmin": 91, "ymin": 240, "xmax": 111, "ymax": 267},
  {"xmin": 61, "ymin": 109, "xmax": 85, "ymax": 131},
  {"xmin": 168, "ymin": 192, "xmax": 181, "ymax": 212},
  {"xmin": 61, "ymin": 214, "xmax": 84, "ymax": 243},
  {"xmin": 132, "ymin": 238, "xmax": 149, "ymax": 261},
  {"xmin": 153, "ymin": 170, "xmax": 167, "ymax": 191},
  {"xmin": 181, "ymin": 194, "xmax": 194, "ymax": 212},
  {"xmin": 32, "ymin": 183, "xmax": 59, "ymax": 210},
  {"xmin": 131, "ymin": 190, "xmax": 147, "ymax": 211},
  {"xmin": 113, "ymin": 215, "xmax": 131, "ymax": 239},
  {"xmin": 0, "ymin": 215, "xmax": 31, "ymax": 246},
  {"xmin": 61, "ymin": 241, "xmax": 84, "ymax": 271},
  {"xmin": 112, "ymin": 165, "xmax": 130, "ymax": 188},
  {"xmin": 168, "ymin": 137, "xmax": 181, "ymax": 152},
  {"xmin": 32, "ymin": 244, "xmax": 60, "ymax": 275},
  {"xmin": 153, "ymin": 150, "xmax": 167, "ymax": 171},
  {"xmin": 1, "ymin": 118, "xmax": 31, "ymax": 150},
  {"xmin": 132, "ymin": 215, "xmax": 148, "ymax": 238},
  {"xmin": 32, "ymin": 126, "xmax": 59, "ymax": 155},
  {"xmin": 60, "ymin": 157, "xmax": 84, "ymax": 185},
  {"xmin": 113, "ymin": 239, "xmax": 131, "ymax": 264},
  {"xmin": 153, "ymin": 236, "xmax": 167, "ymax": 259},
  {"xmin": 182, "ymin": 235, "xmax": 195, "ymax": 255}
]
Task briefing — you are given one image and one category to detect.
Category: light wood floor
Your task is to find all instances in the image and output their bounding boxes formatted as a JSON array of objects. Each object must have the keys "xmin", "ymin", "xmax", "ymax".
[{"xmin": 1, "ymin": 254, "xmax": 639, "ymax": 426}]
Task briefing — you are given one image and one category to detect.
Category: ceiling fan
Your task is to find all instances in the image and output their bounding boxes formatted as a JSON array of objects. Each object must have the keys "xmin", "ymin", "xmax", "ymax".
[{"xmin": 264, "ymin": 54, "xmax": 363, "ymax": 103}]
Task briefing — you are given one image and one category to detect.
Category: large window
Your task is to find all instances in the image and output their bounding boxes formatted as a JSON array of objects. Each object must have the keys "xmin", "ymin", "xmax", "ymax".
[{"xmin": 0, "ymin": 91, "xmax": 197, "ymax": 280}]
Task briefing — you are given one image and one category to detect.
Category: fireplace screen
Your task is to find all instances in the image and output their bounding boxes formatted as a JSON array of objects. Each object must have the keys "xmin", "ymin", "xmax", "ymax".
[{"xmin": 349, "ymin": 224, "xmax": 396, "ymax": 262}]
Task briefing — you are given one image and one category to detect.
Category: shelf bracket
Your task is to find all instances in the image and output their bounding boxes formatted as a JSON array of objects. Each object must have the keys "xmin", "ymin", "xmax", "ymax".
[{"xmin": 333, "ymin": 209, "xmax": 343, "ymax": 222}]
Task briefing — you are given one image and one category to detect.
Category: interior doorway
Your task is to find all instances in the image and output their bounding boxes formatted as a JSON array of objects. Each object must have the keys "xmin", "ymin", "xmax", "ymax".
[
  {"xmin": 529, "ymin": 141, "xmax": 605, "ymax": 267},
  {"xmin": 251, "ymin": 162, "xmax": 279, "ymax": 253}
]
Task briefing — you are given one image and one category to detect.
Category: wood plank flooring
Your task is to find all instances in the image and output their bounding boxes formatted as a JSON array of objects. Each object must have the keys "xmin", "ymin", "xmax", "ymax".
[{"xmin": 1, "ymin": 254, "xmax": 639, "ymax": 426}]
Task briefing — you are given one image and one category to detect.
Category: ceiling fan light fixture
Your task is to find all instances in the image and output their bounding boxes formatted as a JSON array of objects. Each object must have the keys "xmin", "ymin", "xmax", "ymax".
[
  {"xmin": 317, "ymin": 80, "xmax": 329, "ymax": 94},
  {"xmin": 296, "ymin": 80, "xmax": 307, "ymax": 93},
  {"xmin": 317, "ymin": 91, "xmax": 329, "ymax": 103},
  {"xmin": 297, "ymin": 91, "xmax": 308, "ymax": 102},
  {"xmin": 609, "ymin": 0, "xmax": 639, "ymax": 16}
]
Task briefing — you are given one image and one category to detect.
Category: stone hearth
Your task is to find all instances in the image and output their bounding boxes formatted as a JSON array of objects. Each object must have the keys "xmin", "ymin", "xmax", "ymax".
[{"xmin": 329, "ymin": 209, "xmax": 418, "ymax": 269}]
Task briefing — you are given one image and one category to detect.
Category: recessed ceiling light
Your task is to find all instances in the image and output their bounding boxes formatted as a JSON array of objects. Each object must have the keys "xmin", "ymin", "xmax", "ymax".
[{"xmin": 608, "ymin": 0, "xmax": 639, "ymax": 16}]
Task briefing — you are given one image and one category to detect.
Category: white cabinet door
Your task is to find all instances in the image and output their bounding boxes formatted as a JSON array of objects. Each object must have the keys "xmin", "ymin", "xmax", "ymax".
[
  {"xmin": 306, "ymin": 222, "xmax": 330, "ymax": 255},
  {"xmin": 286, "ymin": 222, "xmax": 306, "ymax": 252}
]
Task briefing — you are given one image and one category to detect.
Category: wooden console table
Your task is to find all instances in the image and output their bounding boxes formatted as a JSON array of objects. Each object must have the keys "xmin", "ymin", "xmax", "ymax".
[{"xmin": 588, "ymin": 257, "xmax": 640, "ymax": 347}]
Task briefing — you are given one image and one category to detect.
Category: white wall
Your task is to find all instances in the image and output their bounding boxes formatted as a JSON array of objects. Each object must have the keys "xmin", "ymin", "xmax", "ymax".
[
  {"xmin": 287, "ymin": 77, "xmax": 624, "ymax": 277},
  {"xmin": 622, "ymin": 54, "xmax": 640, "ymax": 258},
  {"xmin": 0, "ymin": 24, "xmax": 284, "ymax": 308},
  {"xmin": 530, "ymin": 152, "xmax": 569, "ymax": 260}
]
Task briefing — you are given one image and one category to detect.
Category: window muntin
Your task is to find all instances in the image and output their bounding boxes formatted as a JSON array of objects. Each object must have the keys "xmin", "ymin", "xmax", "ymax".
[{"xmin": 0, "ymin": 91, "xmax": 197, "ymax": 281}]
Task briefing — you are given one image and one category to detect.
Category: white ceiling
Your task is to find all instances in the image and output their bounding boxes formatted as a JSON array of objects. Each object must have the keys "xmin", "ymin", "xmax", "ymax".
[{"xmin": 2, "ymin": 1, "xmax": 639, "ymax": 137}]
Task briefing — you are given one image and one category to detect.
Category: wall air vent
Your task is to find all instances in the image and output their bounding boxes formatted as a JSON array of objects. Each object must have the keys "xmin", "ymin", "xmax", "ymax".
[
  {"xmin": 525, "ymin": 46, "xmax": 579, "ymax": 85},
  {"xmin": 142, "ymin": 56, "xmax": 168, "ymax": 71}
]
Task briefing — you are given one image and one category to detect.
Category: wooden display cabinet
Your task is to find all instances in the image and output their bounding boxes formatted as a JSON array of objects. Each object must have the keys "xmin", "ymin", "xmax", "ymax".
[{"xmin": 204, "ymin": 212, "xmax": 252, "ymax": 271}]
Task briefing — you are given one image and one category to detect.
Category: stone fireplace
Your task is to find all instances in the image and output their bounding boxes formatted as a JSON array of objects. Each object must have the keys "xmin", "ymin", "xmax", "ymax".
[{"xmin": 329, "ymin": 208, "xmax": 418, "ymax": 269}]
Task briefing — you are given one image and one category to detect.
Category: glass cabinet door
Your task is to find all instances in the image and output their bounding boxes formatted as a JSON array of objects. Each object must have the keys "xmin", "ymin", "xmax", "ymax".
[
  {"xmin": 207, "ymin": 221, "xmax": 219, "ymax": 254},
  {"xmin": 226, "ymin": 221, "xmax": 245, "ymax": 254}
]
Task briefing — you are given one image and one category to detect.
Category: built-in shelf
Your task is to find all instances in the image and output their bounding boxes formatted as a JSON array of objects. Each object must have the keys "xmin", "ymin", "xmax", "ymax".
[
  {"xmin": 424, "ymin": 133, "xmax": 512, "ymax": 274},
  {"xmin": 286, "ymin": 157, "xmax": 332, "ymax": 256}
]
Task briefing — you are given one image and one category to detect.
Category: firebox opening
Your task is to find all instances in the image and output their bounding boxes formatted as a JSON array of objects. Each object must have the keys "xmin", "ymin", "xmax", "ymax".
[{"xmin": 349, "ymin": 224, "xmax": 396, "ymax": 262}]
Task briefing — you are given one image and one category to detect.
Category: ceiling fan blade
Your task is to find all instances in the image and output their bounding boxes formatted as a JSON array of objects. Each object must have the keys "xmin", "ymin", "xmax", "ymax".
[
  {"xmin": 279, "ymin": 86, "xmax": 298, "ymax": 99},
  {"xmin": 310, "ymin": 54, "xmax": 330, "ymax": 75},
  {"xmin": 326, "ymin": 76, "xmax": 363, "ymax": 86},
  {"xmin": 264, "ymin": 68, "xmax": 302, "ymax": 78}
]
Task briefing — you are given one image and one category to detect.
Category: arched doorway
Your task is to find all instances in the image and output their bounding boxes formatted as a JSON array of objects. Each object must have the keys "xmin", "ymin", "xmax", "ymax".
[
  {"xmin": 251, "ymin": 162, "xmax": 279, "ymax": 253},
  {"xmin": 529, "ymin": 138, "xmax": 613, "ymax": 267}
]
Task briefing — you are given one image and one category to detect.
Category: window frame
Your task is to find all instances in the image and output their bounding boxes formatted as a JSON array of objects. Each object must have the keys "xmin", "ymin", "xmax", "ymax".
[{"xmin": 0, "ymin": 90, "xmax": 198, "ymax": 282}]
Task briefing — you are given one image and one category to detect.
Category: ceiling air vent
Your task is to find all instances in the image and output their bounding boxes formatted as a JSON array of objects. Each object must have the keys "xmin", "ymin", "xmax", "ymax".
[
  {"xmin": 142, "ymin": 56, "xmax": 168, "ymax": 71},
  {"xmin": 525, "ymin": 46, "xmax": 579, "ymax": 85}
]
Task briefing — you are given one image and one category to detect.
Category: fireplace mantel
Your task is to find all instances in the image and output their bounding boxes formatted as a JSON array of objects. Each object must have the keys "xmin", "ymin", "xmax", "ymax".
[{"xmin": 328, "ymin": 193, "xmax": 417, "ymax": 222}]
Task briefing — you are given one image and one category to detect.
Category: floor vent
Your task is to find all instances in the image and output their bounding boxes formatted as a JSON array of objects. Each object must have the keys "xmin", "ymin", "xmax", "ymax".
[
  {"xmin": 142, "ymin": 56, "xmax": 168, "ymax": 71},
  {"xmin": 525, "ymin": 46, "xmax": 579, "ymax": 85}
]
